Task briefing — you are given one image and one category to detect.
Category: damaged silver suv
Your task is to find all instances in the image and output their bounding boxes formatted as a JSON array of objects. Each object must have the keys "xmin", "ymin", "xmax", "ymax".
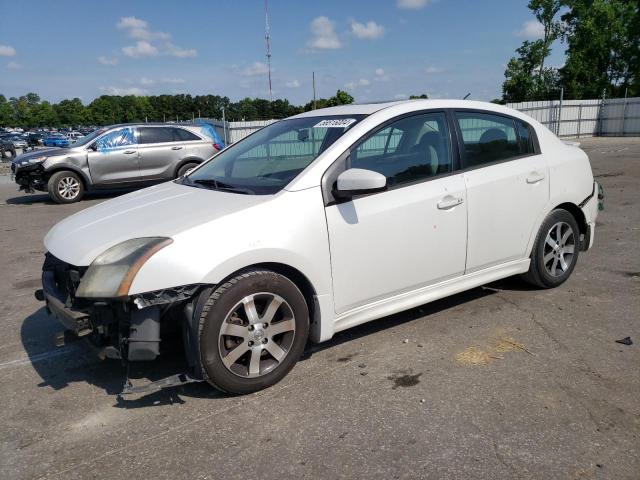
[{"xmin": 11, "ymin": 123, "xmax": 223, "ymax": 203}]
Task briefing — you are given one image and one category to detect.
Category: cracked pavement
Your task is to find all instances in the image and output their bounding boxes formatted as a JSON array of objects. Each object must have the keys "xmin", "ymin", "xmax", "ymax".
[{"xmin": 0, "ymin": 137, "xmax": 638, "ymax": 479}]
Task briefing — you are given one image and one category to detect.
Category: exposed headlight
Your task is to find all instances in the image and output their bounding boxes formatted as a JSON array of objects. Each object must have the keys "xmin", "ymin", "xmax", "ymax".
[
  {"xmin": 75, "ymin": 237, "xmax": 173, "ymax": 298},
  {"xmin": 23, "ymin": 155, "xmax": 47, "ymax": 164}
]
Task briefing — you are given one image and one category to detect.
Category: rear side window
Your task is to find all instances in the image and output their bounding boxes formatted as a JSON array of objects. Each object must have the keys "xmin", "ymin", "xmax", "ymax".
[
  {"xmin": 350, "ymin": 111, "xmax": 452, "ymax": 187},
  {"xmin": 173, "ymin": 128, "xmax": 201, "ymax": 141},
  {"xmin": 138, "ymin": 127, "xmax": 175, "ymax": 144},
  {"xmin": 455, "ymin": 112, "xmax": 520, "ymax": 167},
  {"xmin": 515, "ymin": 119, "xmax": 536, "ymax": 155}
]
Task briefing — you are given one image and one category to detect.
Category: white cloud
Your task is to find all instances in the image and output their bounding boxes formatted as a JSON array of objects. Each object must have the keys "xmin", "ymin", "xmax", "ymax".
[
  {"xmin": 375, "ymin": 68, "xmax": 385, "ymax": 77},
  {"xmin": 122, "ymin": 41, "xmax": 158, "ymax": 58},
  {"xmin": 98, "ymin": 55, "xmax": 118, "ymax": 66},
  {"xmin": 0, "ymin": 45, "xmax": 16, "ymax": 57},
  {"xmin": 117, "ymin": 16, "xmax": 147, "ymax": 30},
  {"xmin": 139, "ymin": 77, "xmax": 154, "ymax": 86},
  {"xmin": 165, "ymin": 43, "xmax": 197, "ymax": 58},
  {"xmin": 161, "ymin": 78, "xmax": 185, "ymax": 84},
  {"xmin": 7, "ymin": 61, "xmax": 22, "ymax": 70},
  {"xmin": 345, "ymin": 78, "xmax": 370, "ymax": 90},
  {"xmin": 425, "ymin": 66, "xmax": 445, "ymax": 74},
  {"xmin": 308, "ymin": 16, "xmax": 342, "ymax": 50},
  {"xmin": 117, "ymin": 17, "xmax": 196, "ymax": 59},
  {"xmin": 100, "ymin": 86, "xmax": 148, "ymax": 96},
  {"xmin": 242, "ymin": 62, "xmax": 269, "ymax": 76},
  {"xmin": 285, "ymin": 79, "xmax": 301, "ymax": 88},
  {"xmin": 351, "ymin": 20, "xmax": 385, "ymax": 40},
  {"xmin": 518, "ymin": 20, "xmax": 544, "ymax": 39},
  {"xmin": 397, "ymin": 0, "xmax": 432, "ymax": 10}
]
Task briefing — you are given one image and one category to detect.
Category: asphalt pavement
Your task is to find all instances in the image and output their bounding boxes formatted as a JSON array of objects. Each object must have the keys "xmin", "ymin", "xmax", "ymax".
[{"xmin": 0, "ymin": 137, "xmax": 638, "ymax": 479}]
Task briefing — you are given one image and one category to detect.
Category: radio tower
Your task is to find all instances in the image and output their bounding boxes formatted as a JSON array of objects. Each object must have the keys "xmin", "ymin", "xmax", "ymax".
[{"xmin": 264, "ymin": 0, "xmax": 273, "ymax": 101}]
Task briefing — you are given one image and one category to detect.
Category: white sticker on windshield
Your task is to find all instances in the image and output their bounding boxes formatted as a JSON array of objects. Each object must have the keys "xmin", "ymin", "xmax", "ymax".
[{"xmin": 313, "ymin": 118, "xmax": 356, "ymax": 128}]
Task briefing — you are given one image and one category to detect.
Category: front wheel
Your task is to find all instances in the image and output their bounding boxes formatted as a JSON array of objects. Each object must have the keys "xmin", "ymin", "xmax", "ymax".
[
  {"xmin": 522, "ymin": 209, "xmax": 580, "ymax": 288},
  {"xmin": 198, "ymin": 270, "xmax": 309, "ymax": 394},
  {"xmin": 47, "ymin": 171, "xmax": 85, "ymax": 204}
]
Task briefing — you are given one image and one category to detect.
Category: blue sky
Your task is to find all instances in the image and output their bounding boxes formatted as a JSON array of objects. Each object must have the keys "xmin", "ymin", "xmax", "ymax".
[{"xmin": 0, "ymin": 0, "xmax": 565, "ymax": 105}]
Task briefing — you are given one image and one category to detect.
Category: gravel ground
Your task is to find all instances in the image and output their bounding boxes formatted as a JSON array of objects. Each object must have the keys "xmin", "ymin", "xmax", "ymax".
[{"xmin": 0, "ymin": 137, "xmax": 638, "ymax": 480}]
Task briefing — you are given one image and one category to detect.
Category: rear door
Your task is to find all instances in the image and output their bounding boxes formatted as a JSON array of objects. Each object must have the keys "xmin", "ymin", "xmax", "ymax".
[
  {"xmin": 87, "ymin": 127, "xmax": 141, "ymax": 185},
  {"xmin": 454, "ymin": 111, "xmax": 549, "ymax": 272},
  {"xmin": 137, "ymin": 126, "xmax": 183, "ymax": 181}
]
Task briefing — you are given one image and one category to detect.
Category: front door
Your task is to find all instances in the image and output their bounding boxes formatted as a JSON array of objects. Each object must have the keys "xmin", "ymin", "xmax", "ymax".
[
  {"xmin": 325, "ymin": 111, "xmax": 468, "ymax": 314},
  {"xmin": 453, "ymin": 111, "xmax": 549, "ymax": 272},
  {"xmin": 88, "ymin": 127, "xmax": 140, "ymax": 185}
]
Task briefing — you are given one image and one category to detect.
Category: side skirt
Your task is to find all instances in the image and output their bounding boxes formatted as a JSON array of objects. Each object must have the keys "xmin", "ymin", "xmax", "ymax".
[{"xmin": 332, "ymin": 259, "xmax": 530, "ymax": 335}]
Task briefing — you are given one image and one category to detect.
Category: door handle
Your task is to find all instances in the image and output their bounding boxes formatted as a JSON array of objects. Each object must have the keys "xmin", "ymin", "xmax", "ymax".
[
  {"xmin": 123, "ymin": 150, "xmax": 136, "ymax": 155},
  {"xmin": 171, "ymin": 146, "xmax": 183, "ymax": 150},
  {"xmin": 526, "ymin": 172, "xmax": 545, "ymax": 184},
  {"xmin": 437, "ymin": 195, "xmax": 464, "ymax": 210}
]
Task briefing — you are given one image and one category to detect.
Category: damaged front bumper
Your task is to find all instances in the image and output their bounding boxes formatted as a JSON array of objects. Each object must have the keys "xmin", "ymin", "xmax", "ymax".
[
  {"xmin": 12, "ymin": 162, "xmax": 47, "ymax": 193},
  {"xmin": 38, "ymin": 253, "xmax": 213, "ymax": 393}
]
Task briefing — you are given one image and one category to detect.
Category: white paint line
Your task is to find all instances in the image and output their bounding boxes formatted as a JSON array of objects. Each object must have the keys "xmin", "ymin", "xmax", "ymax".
[{"xmin": 0, "ymin": 345, "xmax": 81, "ymax": 370}]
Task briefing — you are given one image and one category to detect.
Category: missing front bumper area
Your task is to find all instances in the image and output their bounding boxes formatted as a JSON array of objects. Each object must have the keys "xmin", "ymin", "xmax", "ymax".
[{"xmin": 38, "ymin": 258, "xmax": 213, "ymax": 394}]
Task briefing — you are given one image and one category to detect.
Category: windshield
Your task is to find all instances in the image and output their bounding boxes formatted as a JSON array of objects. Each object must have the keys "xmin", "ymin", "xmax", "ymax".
[
  {"xmin": 184, "ymin": 115, "xmax": 365, "ymax": 194},
  {"xmin": 73, "ymin": 128, "xmax": 105, "ymax": 147}
]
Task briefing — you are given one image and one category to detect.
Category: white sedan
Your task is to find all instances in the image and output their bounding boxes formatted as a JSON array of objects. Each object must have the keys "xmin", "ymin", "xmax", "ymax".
[{"xmin": 40, "ymin": 100, "xmax": 601, "ymax": 394}]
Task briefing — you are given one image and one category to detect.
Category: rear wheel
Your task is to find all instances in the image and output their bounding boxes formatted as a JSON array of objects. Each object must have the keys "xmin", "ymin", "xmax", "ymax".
[
  {"xmin": 198, "ymin": 270, "xmax": 309, "ymax": 394},
  {"xmin": 177, "ymin": 162, "xmax": 199, "ymax": 178},
  {"xmin": 522, "ymin": 209, "xmax": 580, "ymax": 288},
  {"xmin": 47, "ymin": 171, "xmax": 84, "ymax": 204}
]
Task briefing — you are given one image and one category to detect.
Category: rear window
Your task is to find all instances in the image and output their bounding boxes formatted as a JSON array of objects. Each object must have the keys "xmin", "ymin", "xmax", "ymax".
[{"xmin": 173, "ymin": 128, "xmax": 201, "ymax": 141}]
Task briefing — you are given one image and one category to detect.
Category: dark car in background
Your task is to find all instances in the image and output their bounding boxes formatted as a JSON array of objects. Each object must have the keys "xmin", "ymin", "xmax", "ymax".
[{"xmin": 12, "ymin": 122, "xmax": 223, "ymax": 203}]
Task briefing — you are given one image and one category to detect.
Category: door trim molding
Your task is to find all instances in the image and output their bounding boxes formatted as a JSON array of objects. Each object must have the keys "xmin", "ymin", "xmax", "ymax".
[{"xmin": 333, "ymin": 258, "xmax": 530, "ymax": 334}]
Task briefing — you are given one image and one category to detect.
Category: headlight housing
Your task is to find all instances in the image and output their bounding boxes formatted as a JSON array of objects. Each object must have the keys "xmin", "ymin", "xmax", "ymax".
[
  {"xmin": 23, "ymin": 155, "xmax": 47, "ymax": 164},
  {"xmin": 75, "ymin": 237, "xmax": 173, "ymax": 298}
]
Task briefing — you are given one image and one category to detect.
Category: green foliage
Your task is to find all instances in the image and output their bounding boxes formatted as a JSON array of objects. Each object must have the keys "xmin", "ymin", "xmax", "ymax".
[
  {"xmin": 303, "ymin": 90, "xmax": 354, "ymax": 111},
  {"xmin": 560, "ymin": 0, "xmax": 639, "ymax": 98},
  {"xmin": 503, "ymin": 0, "xmax": 639, "ymax": 101},
  {"xmin": 409, "ymin": 94, "xmax": 429, "ymax": 99},
  {"xmin": 0, "ymin": 92, "xmax": 312, "ymax": 129}
]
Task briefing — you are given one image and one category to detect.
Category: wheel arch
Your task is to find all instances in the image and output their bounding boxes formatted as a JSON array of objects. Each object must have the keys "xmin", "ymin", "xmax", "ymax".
[
  {"xmin": 223, "ymin": 262, "xmax": 320, "ymax": 336},
  {"xmin": 45, "ymin": 166, "xmax": 90, "ymax": 190},
  {"xmin": 554, "ymin": 202, "xmax": 587, "ymax": 237},
  {"xmin": 174, "ymin": 157, "xmax": 203, "ymax": 177}
]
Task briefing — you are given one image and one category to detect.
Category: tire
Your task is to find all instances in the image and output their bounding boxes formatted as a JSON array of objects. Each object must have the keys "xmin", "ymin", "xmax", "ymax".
[
  {"xmin": 198, "ymin": 269, "xmax": 309, "ymax": 394},
  {"xmin": 177, "ymin": 162, "xmax": 199, "ymax": 178},
  {"xmin": 47, "ymin": 171, "xmax": 85, "ymax": 204},
  {"xmin": 522, "ymin": 209, "xmax": 580, "ymax": 288}
]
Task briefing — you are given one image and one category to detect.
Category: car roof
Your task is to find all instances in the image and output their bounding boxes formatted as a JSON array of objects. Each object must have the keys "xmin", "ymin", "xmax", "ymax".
[
  {"xmin": 105, "ymin": 123, "xmax": 203, "ymax": 129},
  {"xmin": 289, "ymin": 99, "xmax": 526, "ymax": 120}
]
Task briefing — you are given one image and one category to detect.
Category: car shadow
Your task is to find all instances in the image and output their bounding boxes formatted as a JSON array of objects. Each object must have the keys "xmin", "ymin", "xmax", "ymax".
[{"xmin": 21, "ymin": 276, "xmax": 527, "ymax": 408}]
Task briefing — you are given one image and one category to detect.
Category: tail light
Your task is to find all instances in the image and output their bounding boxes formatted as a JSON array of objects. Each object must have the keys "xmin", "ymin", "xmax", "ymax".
[{"xmin": 213, "ymin": 143, "xmax": 222, "ymax": 151}]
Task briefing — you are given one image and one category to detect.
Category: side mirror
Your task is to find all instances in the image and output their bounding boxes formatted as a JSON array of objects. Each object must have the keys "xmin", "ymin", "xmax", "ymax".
[{"xmin": 334, "ymin": 168, "xmax": 387, "ymax": 198}]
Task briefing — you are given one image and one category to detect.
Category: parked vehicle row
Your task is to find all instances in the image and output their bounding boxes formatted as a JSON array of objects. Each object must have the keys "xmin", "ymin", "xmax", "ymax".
[
  {"xmin": 35, "ymin": 100, "xmax": 602, "ymax": 395},
  {"xmin": 12, "ymin": 123, "xmax": 224, "ymax": 202}
]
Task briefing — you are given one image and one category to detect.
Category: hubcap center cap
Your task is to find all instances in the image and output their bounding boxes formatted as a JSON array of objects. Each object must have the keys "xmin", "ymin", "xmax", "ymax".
[{"xmin": 251, "ymin": 327, "xmax": 266, "ymax": 342}]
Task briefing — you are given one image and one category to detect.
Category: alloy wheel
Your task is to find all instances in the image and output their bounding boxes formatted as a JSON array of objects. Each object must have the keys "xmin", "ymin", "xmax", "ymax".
[
  {"xmin": 543, "ymin": 221, "xmax": 576, "ymax": 277},
  {"xmin": 57, "ymin": 176, "xmax": 80, "ymax": 200},
  {"xmin": 218, "ymin": 292, "xmax": 296, "ymax": 378}
]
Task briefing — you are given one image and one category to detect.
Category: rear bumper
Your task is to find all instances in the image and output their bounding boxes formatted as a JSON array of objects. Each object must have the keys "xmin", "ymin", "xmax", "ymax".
[{"xmin": 580, "ymin": 181, "xmax": 602, "ymax": 251}]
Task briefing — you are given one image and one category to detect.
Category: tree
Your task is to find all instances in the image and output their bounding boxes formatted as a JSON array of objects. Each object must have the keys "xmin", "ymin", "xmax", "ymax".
[
  {"xmin": 560, "ymin": 0, "xmax": 639, "ymax": 98},
  {"xmin": 409, "ymin": 94, "xmax": 429, "ymax": 99},
  {"xmin": 502, "ymin": 0, "xmax": 562, "ymax": 102},
  {"xmin": 303, "ymin": 89, "xmax": 354, "ymax": 111},
  {"xmin": 0, "ymin": 95, "xmax": 16, "ymax": 127}
]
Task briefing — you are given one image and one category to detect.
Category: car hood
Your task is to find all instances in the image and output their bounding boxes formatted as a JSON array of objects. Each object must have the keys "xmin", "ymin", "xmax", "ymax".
[
  {"xmin": 12, "ymin": 147, "xmax": 73, "ymax": 165},
  {"xmin": 44, "ymin": 181, "xmax": 271, "ymax": 266}
]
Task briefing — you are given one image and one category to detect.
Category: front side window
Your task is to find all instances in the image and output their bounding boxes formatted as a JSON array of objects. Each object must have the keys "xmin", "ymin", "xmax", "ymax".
[
  {"xmin": 455, "ymin": 112, "xmax": 520, "ymax": 167},
  {"xmin": 95, "ymin": 127, "xmax": 136, "ymax": 152},
  {"xmin": 349, "ymin": 112, "xmax": 451, "ymax": 187},
  {"xmin": 186, "ymin": 115, "xmax": 365, "ymax": 194},
  {"xmin": 138, "ymin": 127, "xmax": 175, "ymax": 144}
]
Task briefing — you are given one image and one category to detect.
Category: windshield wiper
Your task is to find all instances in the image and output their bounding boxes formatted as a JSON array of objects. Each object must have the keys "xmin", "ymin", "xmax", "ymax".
[{"xmin": 190, "ymin": 178, "xmax": 254, "ymax": 194}]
